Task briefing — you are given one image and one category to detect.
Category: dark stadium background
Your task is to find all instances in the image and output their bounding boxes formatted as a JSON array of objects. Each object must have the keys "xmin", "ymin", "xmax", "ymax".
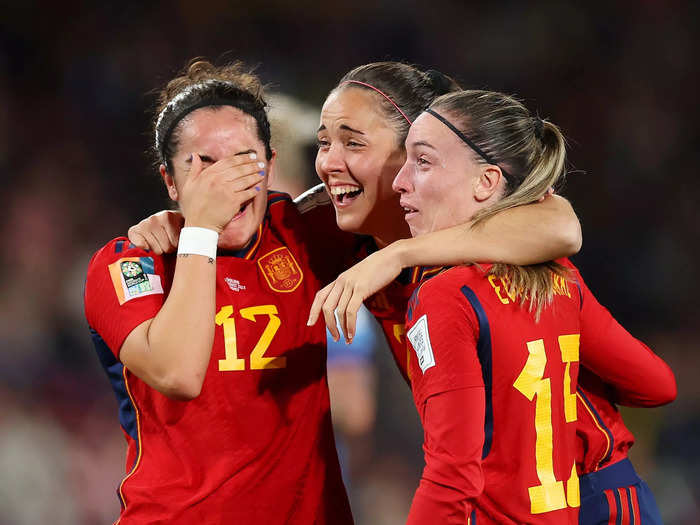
[{"xmin": 1, "ymin": 2, "xmax": 698, "ymax": 523}]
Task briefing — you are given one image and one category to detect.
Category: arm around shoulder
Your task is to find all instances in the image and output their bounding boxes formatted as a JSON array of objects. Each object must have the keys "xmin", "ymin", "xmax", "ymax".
[{"xmin": 391, "ymin": 194, "xmax": 581, "ymax": 269}]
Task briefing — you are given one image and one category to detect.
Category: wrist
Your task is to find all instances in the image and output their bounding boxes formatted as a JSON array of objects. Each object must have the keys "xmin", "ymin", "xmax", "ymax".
[
  {"xmin": 388, "ymin": 238, "xmax": 412, "ymax": 269},
  {"xmin": 184, "ymin": 218, "xmax": 223, "ymax": 234},
  {"xmin": 178, "ymin": 226, "xmax": 219, "ymax": 259}
]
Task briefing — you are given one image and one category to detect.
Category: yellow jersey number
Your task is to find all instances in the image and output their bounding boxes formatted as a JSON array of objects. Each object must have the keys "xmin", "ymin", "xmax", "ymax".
[
  {"xmin": 215, "ymin": 305, "xmax": 286, "ymax": 371},
  {"xmin": 513, "ymin": 335, "xmax": 580, "ymax": 514}
]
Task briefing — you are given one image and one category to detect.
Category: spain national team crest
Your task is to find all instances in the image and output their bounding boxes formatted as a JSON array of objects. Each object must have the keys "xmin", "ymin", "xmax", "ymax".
[{"xmin": 257, "ymin": 247, "xmax": 303, "ymax": 293}]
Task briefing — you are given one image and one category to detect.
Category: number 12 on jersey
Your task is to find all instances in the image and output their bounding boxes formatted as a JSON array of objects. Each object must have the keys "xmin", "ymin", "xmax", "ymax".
[
  {"xmin": 215, "ymin": 304, "xmax": 286, "ymax": 371},
  {"xmin": 513, "ymin": 335, "xmax": 580, "ymax": 514}
]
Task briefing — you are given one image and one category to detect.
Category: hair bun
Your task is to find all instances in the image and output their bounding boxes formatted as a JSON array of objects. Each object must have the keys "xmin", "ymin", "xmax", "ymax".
[{"xmin": 425, "ymin": 69, "xmax": 454, "ymax": 96}]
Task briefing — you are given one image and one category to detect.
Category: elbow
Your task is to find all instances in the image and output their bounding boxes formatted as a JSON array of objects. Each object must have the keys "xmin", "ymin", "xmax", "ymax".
[
  {"xmin": 648, "ymin": 363, "xmax": 677, "ymax": 407},
  {"xmin": 656, "ymin": 371, "xmax": 678, "ymax": 406},
  {"xmin": 156, "ymin": 372, "xmax": 205, "ymax": 401},
  {"xmin": 560, "ymin": 217, "xmax": 582, "ymax": 257},
  {"xmin": 549, "ymin": 195, "xmax": 582, "ymax": 257}
]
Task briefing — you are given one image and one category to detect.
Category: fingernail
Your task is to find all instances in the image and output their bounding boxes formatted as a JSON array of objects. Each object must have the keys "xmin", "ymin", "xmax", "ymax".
[
  {"xmin": 258, "ymin": 170, "xmax": 265, "ymax": 176},
  {"xmin": 249, "ymin": 152, "xmax": 257, "ymax": 160},
  {"xmin": 255, "ymin": 186, "xmax": 261, "ymax": 191},
  {"xmin": 257, "ymin": 162, "xmax": 265, "ymax": 169}
]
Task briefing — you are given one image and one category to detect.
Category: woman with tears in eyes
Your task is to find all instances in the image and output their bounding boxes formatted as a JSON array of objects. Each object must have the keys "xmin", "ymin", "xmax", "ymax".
[
  {"xmin": 84, "ymin": 59, "xmax": 354, "ymax": 525},
  {"xmin": 317, "ymin": 89, "xmax": 675, "ymax": 524}
]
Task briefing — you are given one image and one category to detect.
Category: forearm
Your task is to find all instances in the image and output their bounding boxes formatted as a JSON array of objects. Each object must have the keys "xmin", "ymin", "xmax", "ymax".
[
  {"xmin": 394, "ymin": 195, "xmax": 581, "ymax": 268},
  {"xmin": 407, "ymin": 389, "xmax": 484, "ymax": 524},
  {"xmin": 126, "ymin": 254, "xmax": 216, "ymax": 399},
  {"xmin": 407, "ymin": 479, "xmax": 471, "ymax": 525}
]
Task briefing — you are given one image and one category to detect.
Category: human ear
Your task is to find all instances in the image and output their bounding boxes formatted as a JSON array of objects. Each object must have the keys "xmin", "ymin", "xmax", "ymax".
[
  {"xmin": 160, "ymin": 164, "xmax": 179, "ymax": 201},
  {"xmin": 473, "ymin": 165, "xmax": 503, "ymax": 202}
]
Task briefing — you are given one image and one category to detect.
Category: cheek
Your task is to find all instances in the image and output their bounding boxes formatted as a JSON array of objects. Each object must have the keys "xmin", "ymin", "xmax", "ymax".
[{"xmin": 314, "ymin": 153, "xmax": 327, "ymax": 182}]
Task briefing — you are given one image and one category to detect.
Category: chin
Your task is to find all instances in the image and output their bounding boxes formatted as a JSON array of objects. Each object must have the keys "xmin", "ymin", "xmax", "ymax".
[
  {"xmin": 334, "ymin": 210, "xmax": 363, "ymax": 234},
  {"xmin": 218, "ymin": 224, "xmax": 255, "ymax": 251}
]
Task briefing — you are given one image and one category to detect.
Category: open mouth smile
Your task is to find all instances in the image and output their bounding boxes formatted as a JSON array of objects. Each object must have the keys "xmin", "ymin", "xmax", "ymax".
[{"xmin": 330, "ymin": 184, "xmax": 363, "ymax": 207}]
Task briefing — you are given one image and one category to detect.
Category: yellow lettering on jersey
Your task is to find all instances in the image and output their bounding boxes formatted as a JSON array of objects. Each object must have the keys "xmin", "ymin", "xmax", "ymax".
[
  {"xmin": 552, "ymin": 274, "xmax": 572, "ymax": 298},
  {"xmin": 566, "ymin": 463, "xmax": 580, "ymax": 507},
  {"xmin": 559, "ymin": 334, "xmax": 580, "ymax": 423},
  {"xmin": 514, "ymin": 340, "xmax": 567, "ymax": 514},
  {"xmin": 514, "ymin": 338, "xmax": 580, "ymax": 514},
  {"xmin": 215, "ymin": 304, "xmax": 286, "ymax": 371},
  {"xmin": 488, "ymin": 275, "xmax": 511, "ymax": 304},
  {"xmin": 215, "ymin": 306, "xmax": 245, "ymax": 371},
  {"xmin": 241, "ymin": 305, "xmax": 285, "ymax": 369},
  {"xmin": 393, "ymin": 323, "xmax": 411, "ymax": 381}
]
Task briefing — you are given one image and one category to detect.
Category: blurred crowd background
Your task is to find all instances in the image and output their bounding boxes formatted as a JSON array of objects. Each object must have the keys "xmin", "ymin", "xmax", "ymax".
[{"xmin": 1, "ymin": 1, "xmax": 698, "ymax": 523}]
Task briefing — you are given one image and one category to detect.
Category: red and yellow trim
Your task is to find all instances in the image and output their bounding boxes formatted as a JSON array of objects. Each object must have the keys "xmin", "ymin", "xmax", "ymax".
[
  {"xmin": 576, "ymin": 390, "xmax": 612, "ymax": 471},
  {"xmin": 243, "ymin": 224, "xmax": 264, "ymax": 260},
  {"xmin": 115, "ymin": 368, "xmax": 144, "ymax": 522}
]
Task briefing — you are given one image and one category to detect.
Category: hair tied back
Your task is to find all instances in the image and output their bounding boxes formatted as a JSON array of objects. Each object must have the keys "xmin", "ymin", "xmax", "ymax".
[
  {"xmin": 425, "ymin": 69, "xmax": 453, "ymax": 96},
  {"xmin": 532, "ymin": 116, "xmax": 545, "ymax": 140}
]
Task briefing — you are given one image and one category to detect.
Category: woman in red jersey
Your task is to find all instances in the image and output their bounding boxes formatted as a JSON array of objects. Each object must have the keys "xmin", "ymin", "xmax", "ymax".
[
  {"xmin": 132, "ymin": 62, "xmax": 582, "ymax": 382},
  {"xmin": 317, "ymin": 89, "xmax": 676, "ymax": 524},
  {"xmin": 85, "ymin": 60, "xmax": 353, "ymax": 525}
]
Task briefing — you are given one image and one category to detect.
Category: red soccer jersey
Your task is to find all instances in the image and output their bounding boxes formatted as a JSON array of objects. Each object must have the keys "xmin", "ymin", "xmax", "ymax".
[
  {"xmin": 404, "ymin": 264, "xmax": 583, "ymax": 524},
  {"xmin": 563, "ymin": 261, "xmax": 676, "ymax": 475},
  {"xmin": 85, "ymin": 192, "xmax": 352, "ymax": 525},
  {"xmin": 402, "ymin": 260, "xmax": 676, "ymax": 524}
]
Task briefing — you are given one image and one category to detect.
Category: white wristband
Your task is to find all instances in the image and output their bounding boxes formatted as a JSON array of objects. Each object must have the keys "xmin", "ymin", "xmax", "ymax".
[{"xmin": 177, "ymin": 227, "xmax": 219, "ymax": 259}]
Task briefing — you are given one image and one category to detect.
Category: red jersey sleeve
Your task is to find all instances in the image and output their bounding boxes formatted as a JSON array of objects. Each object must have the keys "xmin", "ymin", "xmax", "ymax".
[
  {"xmin": 407, "ymin": 388, "xmax": 485, "ymax": 525},
  {"xmin": 569, "ymin": 264, "xmax": 677, "ymax": 407},
  {"xmin": 407, "ymin": 278, "xmax": 484, "ymax": 405},
  {"xmin": 84, "ymin": 238, "xmax": 168, "ymax": 358},
  {"xmin": 405, "ymin": 276, "xmax": 487, "ymax": 524}
]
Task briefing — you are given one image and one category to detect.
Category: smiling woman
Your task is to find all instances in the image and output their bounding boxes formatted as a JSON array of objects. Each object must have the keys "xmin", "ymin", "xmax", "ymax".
[{"xmin": 83, "ymin": 59, "xmax": 353, "ymax": 525}]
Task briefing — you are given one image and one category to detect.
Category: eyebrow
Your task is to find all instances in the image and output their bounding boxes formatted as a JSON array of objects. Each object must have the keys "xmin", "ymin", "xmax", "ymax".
[
  {"xmin": 410, "ymin": 140, "xmax": 437, "ymax": 150},
  {"xmin": 185, "ymin": 149, "xmax": 257, "ymax": 163},
  {"xmin": 317, "ymin": 124, "xmax": 365, "ymax": 135}
]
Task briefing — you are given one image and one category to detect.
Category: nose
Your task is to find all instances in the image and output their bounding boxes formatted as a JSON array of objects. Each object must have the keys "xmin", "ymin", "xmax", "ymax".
[
  {"xmin": 318, "ymin": 141, "xmax": 345, "ymax": 175},
  {"xmin": 392, "ymin": 161, "xmax": 412, "ymax": 194}
]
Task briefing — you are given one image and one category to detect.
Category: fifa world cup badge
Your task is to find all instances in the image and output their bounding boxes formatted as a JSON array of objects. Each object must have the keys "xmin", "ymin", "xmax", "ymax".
[
  {"xmin": 258, "ymin": 247, "xmax": 303, "ymax": 293},
  {"xmin": 108, "ymin": 257, "xmax": 164, "ymax": 305}
]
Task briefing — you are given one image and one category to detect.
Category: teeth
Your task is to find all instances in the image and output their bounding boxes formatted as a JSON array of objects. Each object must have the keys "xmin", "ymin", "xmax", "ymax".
[{"xmin": 330, "ymin": 185, "xmax": 362, "ymax": 196}]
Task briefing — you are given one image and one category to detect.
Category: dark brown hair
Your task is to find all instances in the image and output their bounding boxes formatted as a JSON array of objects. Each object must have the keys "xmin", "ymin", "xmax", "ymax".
[
  {"xmin": 334, "ymin": 62, "xmax": 461, "ymax": 146},
  {"xmin": 154, "ymin": 59, "xmax": 272, "ymax": 171}
]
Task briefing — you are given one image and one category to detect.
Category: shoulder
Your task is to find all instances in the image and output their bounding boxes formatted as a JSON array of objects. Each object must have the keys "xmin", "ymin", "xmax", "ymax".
[
  {"xmin": 266, "ymin": 191, "xmax": 306, "ymax": 236},
  {"xmin": 416, "ymin": 266, "xmax": 484, "ymax": 304},
  {"xmin": 86, "ymin": 237, "xmax": 169, "ymax": 298},
  {"xmin": 293, "ymin": 183, "xmax": 331, "ymax": 214},
  {"xmin": 88, "ymin": 237, "xmax": 160, "ymax": 269},
  {"xmin": 266, "ymin": 190, "xmax": 295, "ymax": 219},
  {"xmin": 409, "ymin": 267, "xmax": 483, "ymax": 327}
]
